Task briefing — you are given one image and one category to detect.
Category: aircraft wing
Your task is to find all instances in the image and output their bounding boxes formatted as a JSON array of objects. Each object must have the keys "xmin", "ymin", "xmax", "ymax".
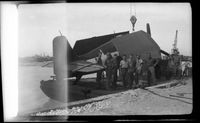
[
  {"xmin": 42, "ymin": 60, "xmax": 105, "ymax": 73},
  {"xmin": 69, "ymin": 60, "xmax": 105, "ymax": 76}
]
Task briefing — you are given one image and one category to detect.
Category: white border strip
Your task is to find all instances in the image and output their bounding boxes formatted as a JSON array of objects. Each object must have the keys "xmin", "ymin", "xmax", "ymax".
[{"xmin": 1, "ymin": 3, "xmax": 18, "ymax": 121}]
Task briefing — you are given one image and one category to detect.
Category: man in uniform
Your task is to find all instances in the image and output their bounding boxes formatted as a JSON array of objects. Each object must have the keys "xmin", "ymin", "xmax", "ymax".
[
  {"xmin": 135, "ymin": 55, "xmax": 143, "ymax": 87},
  {"xmin": 173, "ymin": 54, "xmax": 181, "ymax": 79},
  {"xmin": 95, "ymin": 51, "xmax": 103, "ymax": 89},
  {"xmin": 147, "ymin": 54, "xmax": 157, "ymax": 85},
  {"xmin": 120, "ymin": 55, "xmax": 128, "ymax": 88},
  {"xmin": 167, "ymin": 55, "xmax": 175, "ymax": 79},
  {"xmin": 127, "ymin": 54, "xmax": 136, "ymax": 89},
  {"xmin": 112, "ymin": 54, "xmax": 120, "ymax": 89},
  {"xmin": 104, "ymin": 52, "xmax": 113, "ymax": 90}
]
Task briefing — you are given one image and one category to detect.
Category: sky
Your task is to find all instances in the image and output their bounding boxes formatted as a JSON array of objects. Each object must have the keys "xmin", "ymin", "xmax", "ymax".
[{"xmin": 18, "ymin": 3, "xmax": 192, "ymax": 57}]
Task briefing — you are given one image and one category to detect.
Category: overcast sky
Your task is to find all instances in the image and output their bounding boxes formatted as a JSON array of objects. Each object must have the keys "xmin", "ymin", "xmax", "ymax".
[{"xmin": 18, "ymin": 3, "xmax": 192, "ymax": 57}]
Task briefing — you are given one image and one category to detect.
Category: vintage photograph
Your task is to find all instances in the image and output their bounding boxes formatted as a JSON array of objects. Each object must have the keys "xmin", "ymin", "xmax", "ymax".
[{"xmin": 6, "ymin": 2, "xmax": 193, "ymax": 121}]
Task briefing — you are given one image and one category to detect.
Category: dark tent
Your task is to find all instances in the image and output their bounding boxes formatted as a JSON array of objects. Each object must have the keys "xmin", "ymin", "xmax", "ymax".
[{"xmin": 78, "ymin": 30, "xmax": 161, "ymax": 60}]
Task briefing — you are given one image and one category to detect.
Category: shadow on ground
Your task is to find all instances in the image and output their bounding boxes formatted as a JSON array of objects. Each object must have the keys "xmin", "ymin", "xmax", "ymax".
[{"xmin": 68, "ymin": 78, "xmax": 128, "ymax": 102}]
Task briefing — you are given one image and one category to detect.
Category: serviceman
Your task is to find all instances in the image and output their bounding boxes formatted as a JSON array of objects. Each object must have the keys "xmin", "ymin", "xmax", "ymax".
[
  {"xmin": 147, "ymin": 53, "xmax": 157, "ymax": 85},
  {"xmin": 120, "ymin": 55, "xmax": 128, "ymax": 88},
  {"xmin": 127, "ymin": 54, "xmax": 136, "ymax": 89},
  {"xmin": 112, "ymin": 54, "xmax": 119, "ymax": 90},
  {"xmin": 135, "ymin": 55, "xmax": 143, "ymax": 87},
  {"xmin": 168, "ymin": 55, "xmax": 175, "ymax": 79},
  {"xmin": 115, "ymin": 53, "xmax": 123, "ymax": 79},
  {"xmin": 184, "ymin": 62, "xmax": 190, "ymax": 77},
  {"xmin": 174, "ymin": 54, "xmax": 181, "ymax": 79},
  {"xmin": 95, "ymin": 51, "xmax": 103, "ymax": 89},
  {"xmin": 104, "ymin": 52, "xmax": 113, "ymax": 90}
]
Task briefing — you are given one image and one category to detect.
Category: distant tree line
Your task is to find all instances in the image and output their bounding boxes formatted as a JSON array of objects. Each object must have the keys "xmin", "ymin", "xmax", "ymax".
[{"xmin": 19, "ymin": 54, "xmax": 53, "ymax": 62}]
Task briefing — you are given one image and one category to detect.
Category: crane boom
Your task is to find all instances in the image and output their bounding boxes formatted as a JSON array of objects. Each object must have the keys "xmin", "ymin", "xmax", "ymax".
[
  {"xmin": 173, "ymin": 30, "xmax": 178, "ymax": 49},
  {"xmin": 172, "ymin": 30, "xmax": 179, "ymax": 55}
]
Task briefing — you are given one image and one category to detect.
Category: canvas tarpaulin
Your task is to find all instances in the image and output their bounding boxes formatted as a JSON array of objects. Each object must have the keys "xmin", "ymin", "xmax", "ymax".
[
  {"xmin": 78, "ymin": 30, "xmax": 161, "ymax": 60},
  {"xmin": 111, "ymin": 30, "xmax": 161, "ymax": 60},
  {"xmin": 72, "ymin": 31, "xmax": 129, "ymax": 58}
]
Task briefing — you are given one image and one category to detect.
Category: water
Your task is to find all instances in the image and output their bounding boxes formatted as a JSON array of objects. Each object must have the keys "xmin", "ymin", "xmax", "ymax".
[
  {"xmin": 18, "ymin": 66, "xmax": 65, "ymax": 115},
  {"xmin": 18, "ymin": 65, "xmax": 97, "ymax": 116}
]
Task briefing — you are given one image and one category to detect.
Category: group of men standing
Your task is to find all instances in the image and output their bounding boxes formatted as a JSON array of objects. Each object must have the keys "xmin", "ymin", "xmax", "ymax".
[
  {"xmin": 167, "ymin": 54, "xmax": 191, "ymax": 79},
  {"xmin": 95, "ymin": 50, "xmax": 158, "ymax": 90}
]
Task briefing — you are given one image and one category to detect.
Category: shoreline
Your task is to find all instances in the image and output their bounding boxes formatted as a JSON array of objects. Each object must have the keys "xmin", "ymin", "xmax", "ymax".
[
  {"xmin": 19, "ymin": 61, "xmax": 53, "ymax": 67},
  {"xmin": 31, "ymin": 77, "xmax": 192, "ymax": 116}
]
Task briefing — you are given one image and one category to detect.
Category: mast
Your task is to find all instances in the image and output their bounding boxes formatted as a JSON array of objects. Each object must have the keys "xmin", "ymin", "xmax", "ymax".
[{"xmin": 172, "ymin": 30, "xmax": 179, "ymax": 55}]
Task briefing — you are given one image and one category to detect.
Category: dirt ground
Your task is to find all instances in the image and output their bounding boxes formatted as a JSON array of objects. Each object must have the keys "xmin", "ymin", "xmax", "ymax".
[
  {"xmin": 34, "ymin": 77, "xmax": 192, "ymax": 116},
  {"xmin": 77, "ymin": 78, "xmax": 192, "ymax": 115}
]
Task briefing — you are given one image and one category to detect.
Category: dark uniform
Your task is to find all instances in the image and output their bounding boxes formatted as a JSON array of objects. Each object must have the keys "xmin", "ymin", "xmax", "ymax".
[
  {"xmin": 116, "ymin": 55, "xmax": 123, "ymax": 80},
  {"xmin": 116, "ymin": 56, "xmax": 123, "ymax": 68},
  {"xmin": 105, "ymin": 54, "xmax": 113, "ymax": 90},
  {"xmin": 141, "ymin": 60, "xmax": 149, "ymax": 87},
  {"xmin": 173, "ymin": 55, "xmax": 181, "ymax": 79},
  {"xmin": 96, "ymin": 55, "xmax": 103, "ymax": 88},
  {"xmin": 168, "ymin": 56, "xmax": 175, "ymax": 79},
  {"xmin": 112, "ymin": 56, "xmax": 119, "ymax": 89},
  {"xmin": 127, "ymin": 57, "xmax": 136, "ymax": 88},
  {"xmin": 147, "ymin": 57, "xmax": 156, "ymax": 85}
]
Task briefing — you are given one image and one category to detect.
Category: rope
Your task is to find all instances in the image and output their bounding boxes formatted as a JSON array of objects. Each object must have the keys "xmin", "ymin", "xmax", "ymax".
[
  {"xmin": 142, "ymin": 88, "xmax": 192, "ymax": 105},
  {"xmin": 130, "ymin": 3, "xmax": 132, "ymax": 18},
  {"xmin": 134, "ymin": 3, "xmax": 136, "ymax": 17},
  {"xmin": 130, "ymin": 3, "xmax": 136, "ymax": 17}
]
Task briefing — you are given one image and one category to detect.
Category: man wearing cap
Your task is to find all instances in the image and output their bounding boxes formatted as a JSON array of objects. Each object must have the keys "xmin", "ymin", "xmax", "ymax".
[
  {"xmin": 120, "ymin": 55, "xmax": 129, "ymax": 88},
  {"xmin": 135, "ymin": 55, "xmax": 143, "ymax": 87}
]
